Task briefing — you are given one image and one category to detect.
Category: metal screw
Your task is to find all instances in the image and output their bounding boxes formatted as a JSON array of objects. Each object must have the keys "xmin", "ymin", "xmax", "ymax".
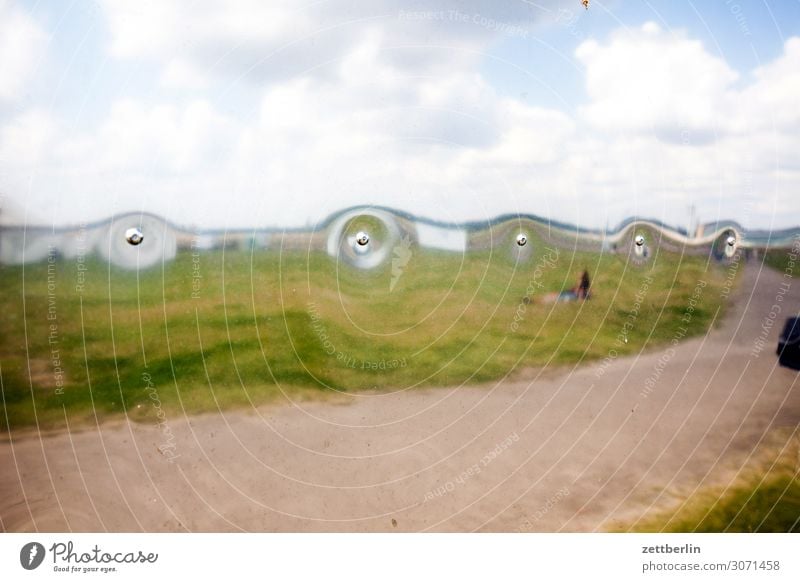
[
  {"xmin": 516, "ymin": 233, "xmax": 528, "ymax": 247},
  {"xmin": 125, "ymin": 227, "xmax": 144, "ymax": 246},
  {"xmin": 355, "ymin": 231, "xmax": 370, "ymax": 246}
]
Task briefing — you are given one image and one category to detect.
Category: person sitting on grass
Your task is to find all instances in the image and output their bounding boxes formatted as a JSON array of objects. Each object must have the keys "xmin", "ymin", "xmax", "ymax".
[
  {"xmin": 560, "ymin": 269, "xmax": 591, "ymax": 301},
  {"xmin": 575, "ymin": 269, "xmax": 591, "ymax": 300},
  {"xmin": 543, "ymin": 269, "xmax": 593, "ymax": 303}
]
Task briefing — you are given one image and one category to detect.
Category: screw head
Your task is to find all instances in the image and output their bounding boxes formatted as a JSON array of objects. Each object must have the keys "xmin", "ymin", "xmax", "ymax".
[
  {"xmin": 125, "ymin": 227, "xmax": 144, "ymax": 246},
  {"xmin": 355, "ymin": 231, "xmax": 370, "ymax": 246},
  {"xmin": 634, "ymin": 234, "xmax": 645, "ymax": 247},
  {"xmin": 726, "ymin": 235, "xmax": 736, "ymax": 247},
  {"xmin": 516, "ymin": 233, "xmax": 528, "ymax": 247}
]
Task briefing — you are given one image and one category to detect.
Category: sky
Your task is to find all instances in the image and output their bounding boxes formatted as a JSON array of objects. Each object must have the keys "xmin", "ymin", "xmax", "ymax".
[{"xmin": 1, "ymin": 0, "xmax": 799, "ymax": 232}]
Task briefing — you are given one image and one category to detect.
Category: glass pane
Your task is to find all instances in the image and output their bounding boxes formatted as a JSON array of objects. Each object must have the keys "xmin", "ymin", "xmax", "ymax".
[{"xmin": 1, "ymin": 0, "xmax": 799, "ymax": 535}]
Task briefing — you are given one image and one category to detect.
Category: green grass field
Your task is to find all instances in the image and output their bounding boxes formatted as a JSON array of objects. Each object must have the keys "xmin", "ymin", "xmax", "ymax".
[
  {"xmin": 0, "ymin": 240, "xmax": 731, "ymax": 431},
  {"xmin": 763, "ymin": 246, "xmax": 798, "ymax": 274}
]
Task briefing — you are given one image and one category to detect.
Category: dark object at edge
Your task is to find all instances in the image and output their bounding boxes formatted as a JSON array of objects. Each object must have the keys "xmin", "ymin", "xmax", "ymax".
[{"xmin": 777, "ymin": 316, "xmax": 800, "ymax": 370}]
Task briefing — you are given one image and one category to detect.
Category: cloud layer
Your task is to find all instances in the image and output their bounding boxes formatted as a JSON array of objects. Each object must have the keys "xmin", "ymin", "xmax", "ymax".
[
  {"xmin": 0, "ymin": 0, "xmax": 46, "ymax": 101},
  {"xmin": 0, "ymin": 2, "xmax": 798, "ymax": 231}
]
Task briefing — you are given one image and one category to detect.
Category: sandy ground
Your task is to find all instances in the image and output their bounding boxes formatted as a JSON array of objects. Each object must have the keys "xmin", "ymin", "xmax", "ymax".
[{"xmin": 1, "ymin": 263, "xmax": 798, "ymax": 532}]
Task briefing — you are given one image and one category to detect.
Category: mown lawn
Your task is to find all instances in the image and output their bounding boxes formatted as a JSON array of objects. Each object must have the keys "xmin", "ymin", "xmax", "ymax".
[
  {"xmin": 763, "ymin": 245, "xmax": 799, "ymax": 274},
  {"xmin": 0, "ymin": 237, "xmax": 731, "ymax": 431}
]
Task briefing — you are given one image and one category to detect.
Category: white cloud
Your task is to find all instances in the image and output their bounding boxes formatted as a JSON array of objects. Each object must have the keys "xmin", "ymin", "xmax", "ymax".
[
  {"xmin": 93, "ymin": 99, "xmax": 235, "ymax": 173},
  {"xmin": 160, "ymin": 59, "xmax": 210, "ymax": 90},
  {"xmin": 101, "ymin": 0, "xmax": 305, "ymax": 59},
  {"xmin": 0, "ymin": 109, "xmax": 56, "ymax": 165},
  {"xmin": 739, "ymin": 37, "xmax": 800, "ymax": 132},
  {"xmin": 98, "ymin": 0, "xmax": 560, "ymax": 88},
  {"xmin": 576, "ymin": 22, "xmax": 738, "ymax": 137},
  {"xmin": 0, "ymin": 0, "xmax": 46, "ymax": 101},
  {"xmin": 2, "ymin": 4, "xmax": 800, "ymax": 232}
]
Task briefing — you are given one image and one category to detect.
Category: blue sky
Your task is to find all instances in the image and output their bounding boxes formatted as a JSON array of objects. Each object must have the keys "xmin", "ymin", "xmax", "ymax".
[
  {"xmin": 1, "ymin": 1, "xmax": 799, "ymax": 231},
  {"xmin": 487, "ymin": 1, "xmax": 800, "ymax": 108}
]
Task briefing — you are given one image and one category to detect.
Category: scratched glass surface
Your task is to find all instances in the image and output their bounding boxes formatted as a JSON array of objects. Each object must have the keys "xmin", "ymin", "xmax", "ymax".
[{"xmin": 1, "ymin": 0, "xmax": 799, "ymax": 534}]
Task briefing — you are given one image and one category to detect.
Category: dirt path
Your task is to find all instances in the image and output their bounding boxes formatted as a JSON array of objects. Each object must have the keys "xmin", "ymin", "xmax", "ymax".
[{"xmin": 2, "ymin": 263, "xmax": 798, "ymax": 532}]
